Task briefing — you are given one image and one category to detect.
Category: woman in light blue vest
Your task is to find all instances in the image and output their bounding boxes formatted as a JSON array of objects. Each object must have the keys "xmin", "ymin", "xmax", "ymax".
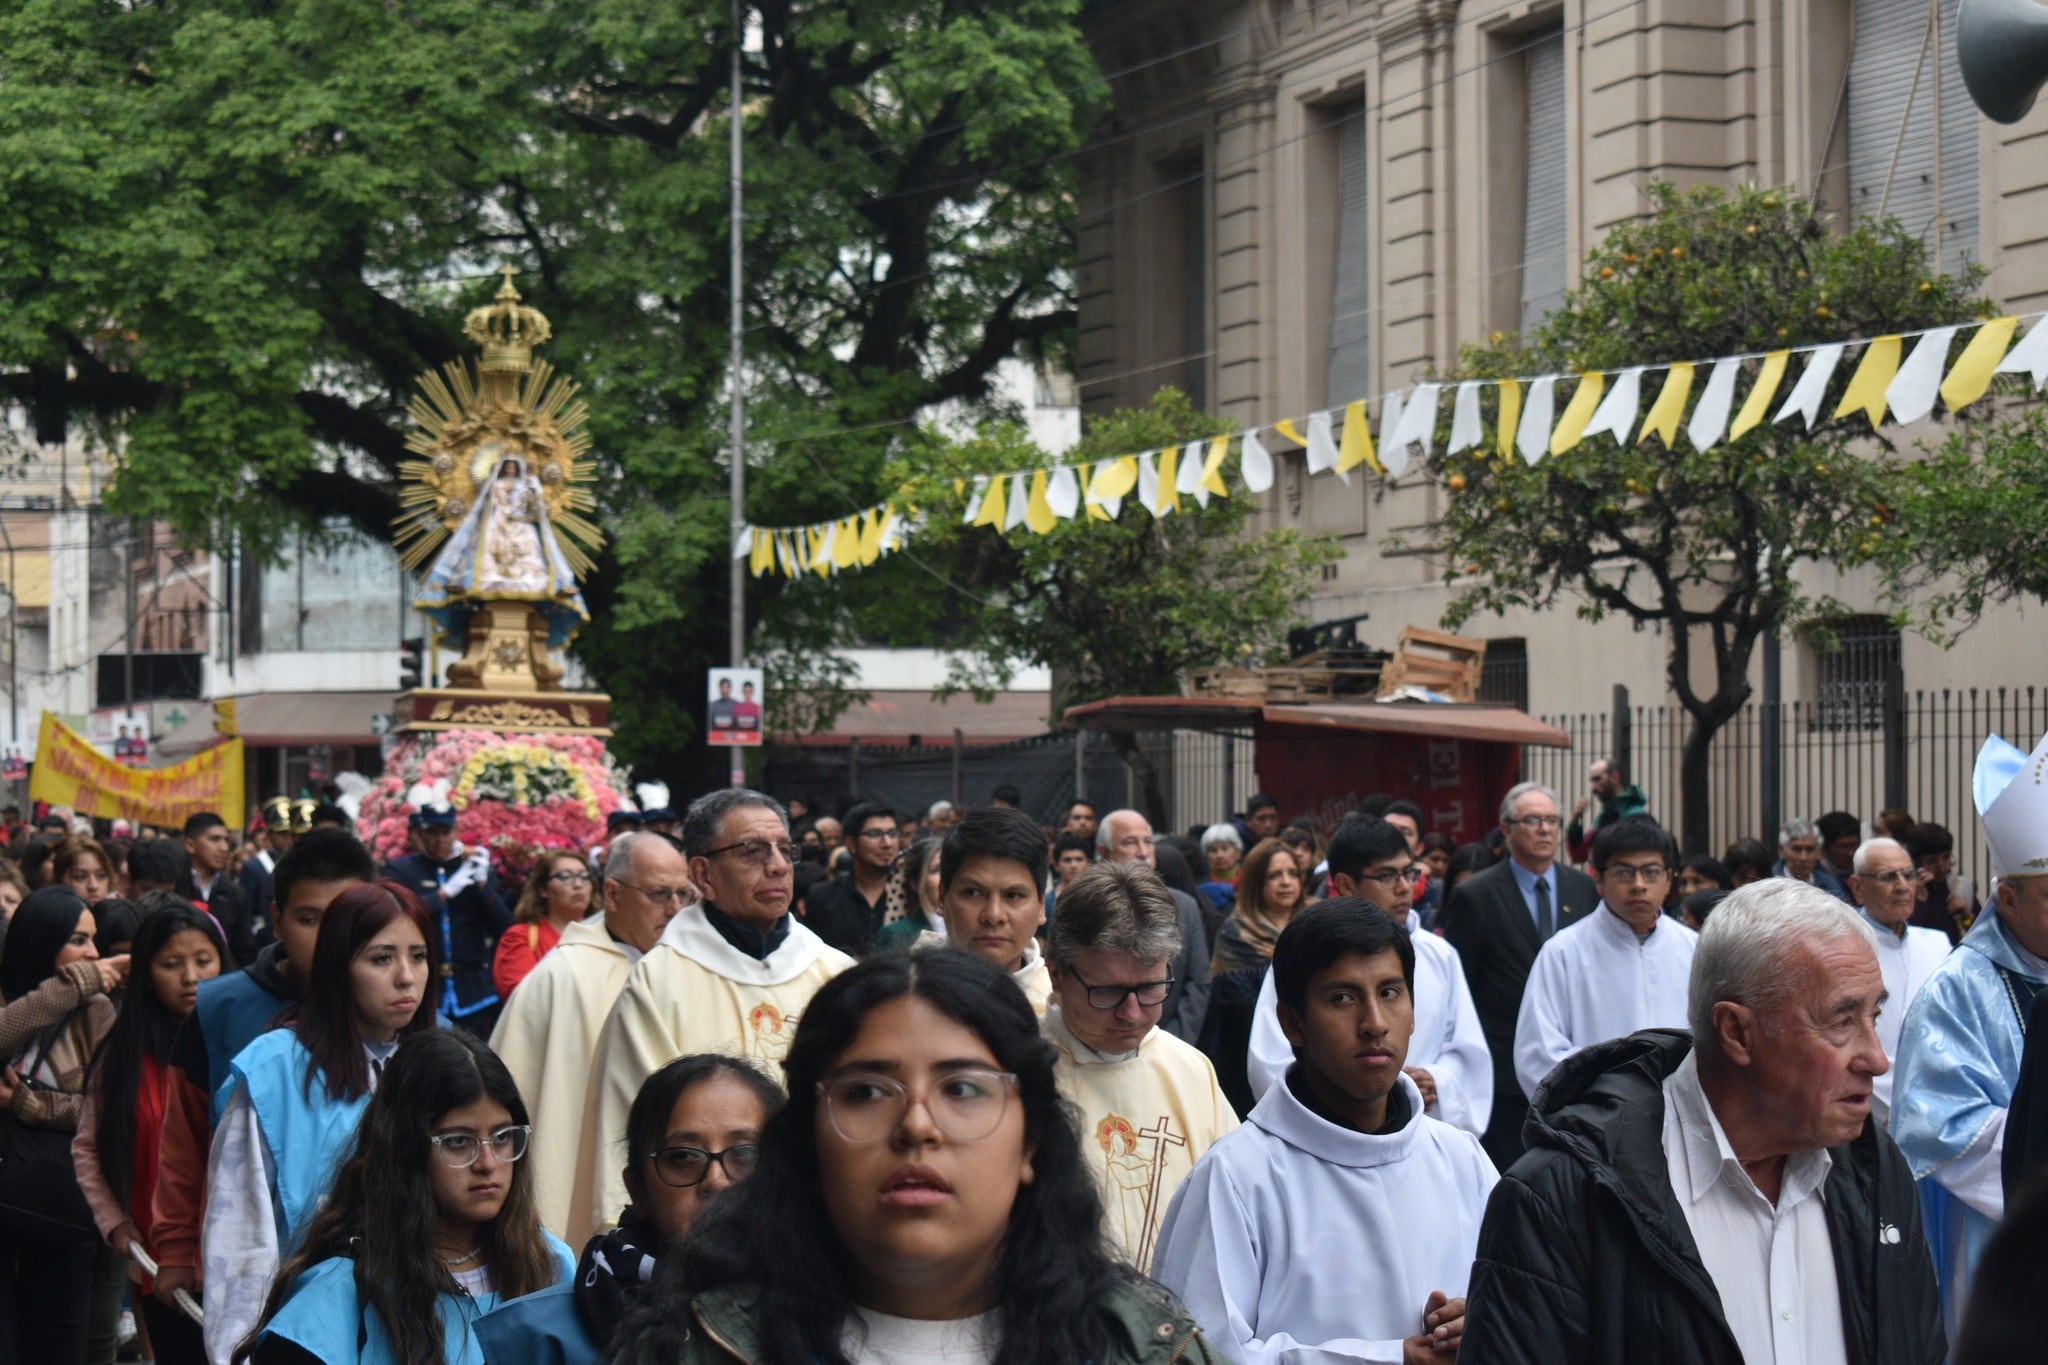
[
  {"xmin": 233, "ymin": 1028, "xmax": 573, "ymax": 1365},
  {"xmin": 204, "ymin": 881, "xmax": 441, "ymax": 1362}
]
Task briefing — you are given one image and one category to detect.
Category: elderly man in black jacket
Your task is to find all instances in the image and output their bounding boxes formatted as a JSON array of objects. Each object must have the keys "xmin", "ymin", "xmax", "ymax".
[{"xmin": 1461, "ymin": 878, "xmax": 1943, "ymax": 1365}]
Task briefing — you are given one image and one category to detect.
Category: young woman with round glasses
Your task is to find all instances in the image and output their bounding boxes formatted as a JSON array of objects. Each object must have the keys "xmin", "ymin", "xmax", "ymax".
[
  {"xmin": 476, "ymin": 1054, "xmax": 781, "ymax": 1364},
  {"xmin": 612, "ymin": 947, "xmax": 1224, "ymax": 1365},
  {"xmin": 234, "ymin": 1029, "xmax": 572, "ymax": 1365},
  {"xmin": 492, "ymin": 851, "xmax": 596, "ymax": 1002}
]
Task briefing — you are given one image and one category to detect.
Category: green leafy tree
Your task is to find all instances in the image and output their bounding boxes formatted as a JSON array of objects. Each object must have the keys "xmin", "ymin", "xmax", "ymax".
[
  {"xmin": 1401, "ymin": 182, "xmax": 1984, "ymax": 852},
  {"xmin": 0, "ymin": 0, "xmax": 1097, "ymax": 782},
  {"xmin": 897, "ymin": 389, "xmax": 1341, "ymax": 821}
]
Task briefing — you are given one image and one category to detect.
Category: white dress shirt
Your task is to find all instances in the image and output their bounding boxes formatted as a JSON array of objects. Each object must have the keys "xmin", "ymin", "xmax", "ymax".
[
  {"xmin": 1861, "ymin": 912, "xmax": 1949, "ymax": 1126},
  {"xmin": 1662, "ymin": 1052, "xmax": 1847, "ymax": 1365}
]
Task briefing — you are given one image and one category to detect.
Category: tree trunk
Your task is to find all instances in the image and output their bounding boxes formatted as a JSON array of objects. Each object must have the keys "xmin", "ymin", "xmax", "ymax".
[
  {"xmin": 1108, "ymin": 731, "xmax": 1171, "ymax": 829},
  {"xmin": 1678, "ymin": 713, "xmax": 1718, "ymax": 857}
]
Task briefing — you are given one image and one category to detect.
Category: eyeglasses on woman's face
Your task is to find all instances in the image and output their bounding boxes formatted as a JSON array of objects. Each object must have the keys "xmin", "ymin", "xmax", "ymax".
[
  {"xmin": 650, "ymin": 1142, "xmax": 761, "ymax": 1188},
  {"xmin": 547, "ymin": 869, "xmax": 593, "ymax": 885},
  {"xmin": 817, "ymin": 1068, "xmax": 1019, "ymax": 1144},
  {"xmin": 429, "ymin": 1124, "xmax": 532, "ymax": 1168}
]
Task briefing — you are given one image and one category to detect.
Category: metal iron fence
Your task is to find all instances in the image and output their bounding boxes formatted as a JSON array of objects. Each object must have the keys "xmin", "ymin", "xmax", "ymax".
[{"xmin": 1524, "ymin": 686, "xmax": 2048, "ymax": 896}]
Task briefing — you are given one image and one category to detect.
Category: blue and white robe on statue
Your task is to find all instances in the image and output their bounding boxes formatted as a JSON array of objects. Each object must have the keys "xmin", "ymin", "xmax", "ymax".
[{"xmin": 1890, "ymin": 902, "xmax": 2048, "ymax": 1335}]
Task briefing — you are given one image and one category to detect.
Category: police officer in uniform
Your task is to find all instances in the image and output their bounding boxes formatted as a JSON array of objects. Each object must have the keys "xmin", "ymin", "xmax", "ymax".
[{"xmin": 384, "ymin": 803, "xmax": 513, "ymax": 1037}]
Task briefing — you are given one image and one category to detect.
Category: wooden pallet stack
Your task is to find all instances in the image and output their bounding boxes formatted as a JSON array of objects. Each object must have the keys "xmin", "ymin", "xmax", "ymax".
[
  {"xmin": 1189, "ymin": 647, "xmax": 1387, "ymax": 701},
  {"xmin": 1374, "ymin": 626, "xmax": 1488, "ymax": 702}
]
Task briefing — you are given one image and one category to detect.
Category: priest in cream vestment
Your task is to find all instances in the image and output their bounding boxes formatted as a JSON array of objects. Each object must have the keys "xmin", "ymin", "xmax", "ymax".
[
  {"xmin": 489, "ymin": 831, "xmax": 686, "ymax": 1244},
  {"xmin": 1043, "ymin": 860, "xmax": 1237, "ymax": 1272},
  {"xmin": 589, "ymin": 792, "xmax": 853, "ymax": 1230}
]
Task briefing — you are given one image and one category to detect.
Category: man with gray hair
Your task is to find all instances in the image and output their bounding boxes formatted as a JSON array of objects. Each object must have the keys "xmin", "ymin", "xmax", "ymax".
[
  {"xmin": 1442, "ymin": 780, "xmax": 1598, "ymax": 1167},
  {"xmin": 1044, "ymin": 860, "xmax": 1237, "ymax": 1273},
  {"xmin": 1099, "ymin": 808, "xmax": 1214, "ymax": 1044},
  {"xmin": 1460, "ymin": 879, "xmax": 1944, "ymax": 1364},
  {"xmin": 1846, "ymin": 837, "xmax": 1950, "ymax": 1126},
  {"xmin": 1776, "ymin": 815, "xmax": 1852, "ymax": 903},
  {"xmin": 588, "ymin": 788, "xmax": 853, "ymax": 1229},
  {"xmin": 489, "ymin": 829, "xmax": 690, "ymax": 1243}
]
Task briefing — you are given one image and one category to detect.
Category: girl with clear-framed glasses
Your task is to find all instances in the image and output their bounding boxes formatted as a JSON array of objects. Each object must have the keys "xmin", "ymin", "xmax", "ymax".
[{"xmin": 233, "ymin": 1030, "xmax": 572, "ymax": 1365}]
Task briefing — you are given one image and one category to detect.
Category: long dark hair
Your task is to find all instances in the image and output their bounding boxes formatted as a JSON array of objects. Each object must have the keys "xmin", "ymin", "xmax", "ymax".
[
  {"xmin": 281, "ymin": 880, "xmax": 438, "ymax": 1101},
  {"xmin": 0, "ymin": 885, "xmax": 88, "ymax": 999},
  {"xmin": 235, "ymin": 1030, "xmax": 557, "ymax": 1365},
  {"xmin": 88, "ymin": 905, "xmax": 228, "ymax": 1208},
  {"xmin": 620, "ymin": 948, "xmax": 1138, "ymax": 1365}
]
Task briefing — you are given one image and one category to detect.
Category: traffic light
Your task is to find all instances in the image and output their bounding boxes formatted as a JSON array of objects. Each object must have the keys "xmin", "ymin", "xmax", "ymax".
[
  {"xmin": 399, "ymin": 637, "xmax": 425, "ymax": 691},
  {"xmin": 211, "ymin": 697, "xmax": 239, "ymax": 737}
]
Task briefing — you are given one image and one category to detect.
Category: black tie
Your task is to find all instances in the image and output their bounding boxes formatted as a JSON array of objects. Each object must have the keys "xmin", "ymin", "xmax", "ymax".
[{"xmin": 1535, "ymin": 876, "xmax": 1554, "ymax": 940}]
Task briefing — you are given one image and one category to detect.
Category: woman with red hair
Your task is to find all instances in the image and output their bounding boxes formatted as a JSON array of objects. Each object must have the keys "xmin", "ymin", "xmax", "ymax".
[{"xmin": 201, "ymin": 881, "xmax": 442, "ymax": 1364}]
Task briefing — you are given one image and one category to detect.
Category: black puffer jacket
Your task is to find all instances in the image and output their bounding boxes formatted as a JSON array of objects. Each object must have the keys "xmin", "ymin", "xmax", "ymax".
[{"xmin": 1459, "ymin": 1029, "xmax": 1944, "ymax": 1365}]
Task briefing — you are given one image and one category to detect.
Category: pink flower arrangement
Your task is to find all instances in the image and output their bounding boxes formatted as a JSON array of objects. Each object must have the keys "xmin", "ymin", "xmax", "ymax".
[{"xmin": 357, "ymin": 729, "xmax": 634, "ymax": 882}]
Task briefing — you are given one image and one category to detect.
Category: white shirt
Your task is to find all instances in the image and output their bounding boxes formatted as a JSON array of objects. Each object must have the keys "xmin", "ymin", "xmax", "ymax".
[
  {"xmin": 1247, "ymin": 910, "xmax": 1494, "ymax": 1136},
  {"xmin": 1863, "ymin": 913, "xmax": 1949, "ymax": 1126},
  {"xmin": 841, "ymin": 1307, "xmax": 997, "ymax": 1364},
  {"xmin": 1514, "ymin": 904, "xmax": 1697, "ymax": 1096},
  {"xmin": 1154, "ymin": 1071, "xmax": 1497, "ymax": 1364},
  {"xmin": 1662, "ymin": 1052, "xmax": 1847, "ymax": 1365}
]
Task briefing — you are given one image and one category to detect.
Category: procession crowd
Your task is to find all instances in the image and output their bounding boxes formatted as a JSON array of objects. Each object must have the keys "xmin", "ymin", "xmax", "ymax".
[{"xmin": 0, "ymin": 748, "xmax": 2044, "ymax": 1365}]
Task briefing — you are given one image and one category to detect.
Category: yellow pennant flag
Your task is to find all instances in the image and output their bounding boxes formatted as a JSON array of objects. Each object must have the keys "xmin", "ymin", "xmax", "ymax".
[
  {"xmin": 1496, "ymin": 379, "xmax": 1522, "ymax": 460},
  {"xmin": 1202, "ymin": 434, "xmax": 1231, "ymax": 495},
  {"xmin": 1835, "ymin": 336, "xmax": 1901, "ymax": 429},
  {"xmin": 973, "ymin": 473, "xmax": 1008, "ymax": 528},
  {"xmin": 750, "ymin": 526, "xmax": 775, "ymax": 577},
  {"xmin": 1548, "ymin": 372, "xmax": 1607, "ymax": 456},
  {"xmin": 1090, "ymin": 455, "xmax": 1139, "ymax": 501},
  {"xmin": 832, "ymin": 517, "xmax": 860, "ymax": 567},
  {"xmin": 1338, "ymin": 400, "xmax": 1380, "ymax": 474},
  {"xmin": 1640, "ymin": 362, "xmax": 1695, "ymax": 449},
  {"xmin": 857, "ymin": 510, "xmax": 883, "ymax": 565},
  {"xmin": 1155, "ymin": 446, "xmax": 1182, "ymax": 515},
  {"xmin": 1730, "ymin": 350, "xmax": 1790, "ymax": 441},
  {"xmin": 1025, "ymin": 471, "xmax": 1058, "ymax": 533},
  {"xmin": 776, "ymin": 531, "xmax": 797, "ymax": 577},
  {"xmin": 804, "ymin": 526, "xmax": 829, "ymax": 576},
  {"xmin": 1940, "ymin": 317, "xmax": 2020, "ymax": 413},
  {"xmin": 1272, "ymin": 419, "xmax": 1307, "ymax": 448}
]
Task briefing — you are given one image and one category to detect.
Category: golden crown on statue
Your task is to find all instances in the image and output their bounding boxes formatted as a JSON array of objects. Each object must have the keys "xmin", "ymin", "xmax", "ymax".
[{"xmin": 464, "ymin": 265, "xmax": 555, "ymax": 375}]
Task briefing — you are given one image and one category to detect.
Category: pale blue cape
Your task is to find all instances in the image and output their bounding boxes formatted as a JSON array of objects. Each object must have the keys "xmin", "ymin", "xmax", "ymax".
[
  {"xmin": 1889, "ymin": 902, "xmax": 2045, "ymax": 1333},
  {"xmin": 416, "ymin": 457, "xmax": 587, "ymax": 650},
  {"xmin": 226, "ymin": 1029, "xmax": 375, "ymax": 1254},
  {"xmin": 260, "ymin": 1233, "xmax": 575, "ymax": 1364}
]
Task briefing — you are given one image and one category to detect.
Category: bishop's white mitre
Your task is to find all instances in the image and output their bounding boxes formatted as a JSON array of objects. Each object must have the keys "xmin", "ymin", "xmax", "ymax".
[{"xmin": 1975, "ymin": 729, "xmax": 2048, "ymax": 880}]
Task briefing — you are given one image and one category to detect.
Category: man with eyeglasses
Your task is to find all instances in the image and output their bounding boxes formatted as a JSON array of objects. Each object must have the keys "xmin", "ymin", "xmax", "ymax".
[
  {"xmin": 1513, "ymin": 815, "xmax": 1697, "ymax": 1099},
  {"xmin": 1044, "ymin": 860, "xmax": 1237, "ymax": 1272},
  {"xmin": 1247, "ymin": 814, "xmax": 1494, "ymax": 1137},
  {"xmin": 1441, "ymin": 781, "xmax": 1598, "ymax": 1166},
  {"xmin": 801, "ymin": 801, "xmax": 900, "ymax": 954},
  {"xmin": 1099, "ymin": 809, "xmax": 1213, "ymax": 1045},
  {"xmin": 589, "ymin": 789, "xmax": 853, "ymax": 1232},
  {"xmin": 492, "ymin": 831, "xmax": 692, "ymax": 1243},
  {"xmin": 1849, "ymin": 836, "xmax": 1950, "ymax": 1127}
]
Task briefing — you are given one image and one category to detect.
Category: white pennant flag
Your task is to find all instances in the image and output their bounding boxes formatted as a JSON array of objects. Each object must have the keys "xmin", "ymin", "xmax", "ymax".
[
  {"xmin": 1517, "ymin": 376, "xmax": 1558, "ymax": 465},
  {"xmin": 1004, "ymin": 472, "xmax": 1029, "ymax": 532},
  {"xmin": 1240, "ymin": 429, "xmax": 1274, "ymax": 493},
  {"xmin": 732, "ymin": 526, "xmax": 754, "ymax": 560},
  {"xmin": 1047, "ymin": 466, "xmax": 1081, "ymax": 519},
  {"xmin": 1774, "ymin": 343, "xmax": 1845, "ymax": 430},
  {"xmin": 1305, "ymin": 410, "xmax": 1340, "ymax": 475},
  {"xmin": 814, "ymin": 524, "xmax": 837, "ymax": 569},
  {"xmin": 1585, "ymin": 366, "xmax": 1644, "ymax": 444},
  {"xmin": 1377, "ymin": 388, "xmax": 1407, "ymax": 468},
  {"xmin": 1447, "ymin": 382, "xmax": 1484, "ymax": 454},
  {"xmin": 1138, "ymin": 452, "xmax": 1169, "ymax": 517},
  {"xmin": 1998, "ymin": 316, "xmax": 2048, "ymax": 389},
  {"xmin": 962, "ymin": 476, "xmax": 989, "ymax": 524},
  {"xmin": 1687, "ymin": 356, "xmax": 1743, "ymax": 452},
  {"xmin": 1387, "ymin": 383, "xmax": 1441, "ymax": 477},
  {"xmin": 1177, "ymin": 440, "xmax": 1206, "ymax": 494},
  {"xmin": 1886, "ymin": 326, "xmax": 1957, "ymax": 425}
]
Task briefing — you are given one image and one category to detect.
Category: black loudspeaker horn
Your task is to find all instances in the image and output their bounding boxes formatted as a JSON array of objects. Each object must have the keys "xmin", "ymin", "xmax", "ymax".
[{"xmin": 1959, "ymin": 0, "xmax": 2048, "ymax": 124}]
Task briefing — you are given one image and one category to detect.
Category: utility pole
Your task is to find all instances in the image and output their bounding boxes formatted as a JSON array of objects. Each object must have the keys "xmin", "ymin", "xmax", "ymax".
[
  {"xmin": 727, "ymin": 0, "xmax": 747, "ymax": 788},
  {"xmin": 124, "ymin": 520, "xmax": 138, "ymax": 713}
]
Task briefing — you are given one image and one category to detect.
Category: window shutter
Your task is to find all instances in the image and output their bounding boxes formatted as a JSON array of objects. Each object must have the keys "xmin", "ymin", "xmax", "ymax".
[
  {"xmin": 1847, "ymin": 1, "xmax": 1977, "ymax": 273},
  {"xmin": 1326, "ymin": 107, "xmax": 1372, "ymax": 406},
  {"xmin": 1520, "ymin": 28, "xmax": 1569, "ymax": 335}
]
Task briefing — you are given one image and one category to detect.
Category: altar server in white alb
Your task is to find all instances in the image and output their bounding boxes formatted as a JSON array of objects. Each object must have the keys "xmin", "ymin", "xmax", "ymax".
[
  {"xmin": 1247, "ymin": 814, "xmax": 1492, "ymax": 1136},
  {"xmin": 1155, "ymin": 899, "xmax": 1497, "ymax": 1363},
  {"xmin": 1845, "ymin": 835, "xmax": 1951, "ymax": 1126},
  {"xmin": 1513, "ymin": 815, "xmax": 1696, "ymax": 1097},
  {"xmin": 489, "ymin": 831, "xmax": 688, "ymax": 1245},
  {"xmin": 1893, "ymin": 729, "xmax": 2048, "ymax": 1334},
  {"xmin": 1043, "ymin": 859, "xmax": 1237, "ymax": 1272},
  {"xmin": 588, "ymin": 789, "xmax": 853, "ymax": 1230}
]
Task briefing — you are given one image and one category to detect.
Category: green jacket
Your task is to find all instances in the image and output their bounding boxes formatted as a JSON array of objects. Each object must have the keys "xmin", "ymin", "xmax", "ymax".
[
  {"xmin": 870, "ymin": 914, "xmax": 938, "ymax": 954},
  {"xmin": 617, "ymin": 1280, "xmax": 1230, "ymax": 1364}
]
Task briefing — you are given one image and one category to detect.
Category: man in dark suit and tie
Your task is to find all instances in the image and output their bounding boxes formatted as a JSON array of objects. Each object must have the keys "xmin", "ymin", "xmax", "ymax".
[{"xmin": 1440, "ymin": 780, "xmax": 1599, "ymax": 1168}]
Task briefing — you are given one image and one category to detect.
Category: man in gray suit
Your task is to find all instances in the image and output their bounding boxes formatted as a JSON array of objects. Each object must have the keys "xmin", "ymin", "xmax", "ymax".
[
  {"xmin": 1100, "ymin": 808, "xmax": 1214, "ymax": 1045},
  {"xmin": 1441, "ymin": 781, "xmax": 1599, "ymax": 1168}
]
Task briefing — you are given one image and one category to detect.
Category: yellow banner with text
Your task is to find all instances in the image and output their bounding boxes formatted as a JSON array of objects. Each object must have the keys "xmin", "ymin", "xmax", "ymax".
[{"xmin": 28, "ymin": 712, "xmax": 244, "ymax": 828}]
